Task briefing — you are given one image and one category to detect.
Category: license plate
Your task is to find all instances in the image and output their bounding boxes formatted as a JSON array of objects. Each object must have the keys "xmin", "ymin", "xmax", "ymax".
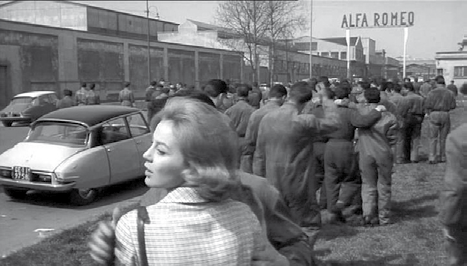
[{"xmin": 12, "ymin": 166, "xmax": 31, "ymax": 181}]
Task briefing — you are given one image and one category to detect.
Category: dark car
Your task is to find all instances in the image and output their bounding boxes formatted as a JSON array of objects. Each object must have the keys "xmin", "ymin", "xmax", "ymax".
[{"xmin": 0, "ymin": 91, "xmax": 58, "ymax": 127}]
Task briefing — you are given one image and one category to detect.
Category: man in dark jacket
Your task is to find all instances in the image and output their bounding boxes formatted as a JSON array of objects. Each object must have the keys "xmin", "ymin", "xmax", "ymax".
[
  {"xmin": 225, "ymin": 84, "xmax": 256, "ymax": 169},
  {"xmin": 400, "ymin": 82, "xmax": 425, "ymax": 163},
  {"xmin": 225, "ymin": 84, "xmax": 255, "ymax": 139},
  {"xmin": 439, "ymin": 123, "xmax": 467, "ymax": 266},
  {"xmin": 389, "ymin": 83, "xmax": 408, "ymax": 164},
  {"xmin": 255, "ymin": 81, "xmax": 340, "ymax": 228},
  {"xmin": 424, "ymin": 75, "xmax": 457, "ymax": 164},
  {"xmin": 447, "ymin": 80, "xmax": 458, "ymax": 97},
  {"xmin": 357, "ymin": 87, "xmax": 399, "ymax": 226},
  {"xmin": 324, "ymin": 84, "xmax": 384, "ymax": 223},
  {"xmin": 248, "ymin": 82, "xmax": 263, "ymax": 109},
  {"xmin": 56, "ymin": 89, "xmax": 74, "ymax": 109},
  {"xmin": 308, "ymin": 88, "xmax": 335, "ymax": 210},
  {"xmin": 243, "ymin": 84, "xmax": 287, "ymax": 174}
]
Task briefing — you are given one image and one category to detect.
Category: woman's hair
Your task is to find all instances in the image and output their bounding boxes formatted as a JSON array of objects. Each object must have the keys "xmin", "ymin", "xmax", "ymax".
[{"xmin": 153, "ymin": 97, "xmax": 240, "ymax": 202}]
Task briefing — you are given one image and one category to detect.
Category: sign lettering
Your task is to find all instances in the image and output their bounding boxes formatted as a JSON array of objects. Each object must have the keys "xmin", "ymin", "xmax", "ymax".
[{"xmin": 341, "ymin": 11, "xmax": 415, "ymax": 28}]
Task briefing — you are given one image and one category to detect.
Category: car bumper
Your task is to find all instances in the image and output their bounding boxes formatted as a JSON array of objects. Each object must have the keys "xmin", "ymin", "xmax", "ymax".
[
  {"xmin": 0, "ymin": 178, "xmax": 76, "ymax": 192},
  {"xmin": 0, "ymin": 117, "xmax": 31, "ymax": 122}
]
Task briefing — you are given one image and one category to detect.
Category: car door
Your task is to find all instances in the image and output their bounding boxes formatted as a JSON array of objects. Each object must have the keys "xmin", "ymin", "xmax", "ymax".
[
  {"xmin": 100, "ymin": 117, "xmax": 141, "ymax": 184},
  {"xmin": 125, "ymin": 113, "xmax": 152, "ymax": 175}
]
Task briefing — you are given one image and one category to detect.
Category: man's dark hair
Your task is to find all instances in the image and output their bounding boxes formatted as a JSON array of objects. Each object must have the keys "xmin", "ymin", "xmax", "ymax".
[
  {"xmin": 404, "ymin": 82, "xmax": 415, "ymax": 92},
  {"xmin": 252, "ymin": 81, "xmax": 259, "ymax": 88},
  {"xmin": 393, "ymin": 83, "xmax": 402, "ymax": 93},
  {"xmin": 236, "ymin": 84, "xmax": 251, "ymax": 98},
  {"xmin": 81, "ymin": 82, "xmax": 87, "ymax": 87},
  {"xmin": 289, "ymin": 81, "xmax": 313, "ymax": 104},
  {"xmin": 334, "ymin": 83, "xmax": 350, "ymax": 99},
  {"xmin": 160, "ymin": 87, "xmax": 170, "ymax": 94},
  {"xmin": 124, "ymin": 82, "xmax": 131, "ymax": 87},
  {"xmin": 90, "ymin": 83, "xmax": 96, "ymax": 90},
  {"xmin": 150, "ymin": 80, "xmax": 157, "ymax": 86},
  {"xmin": 203, "ymin": 79, "xmax": 228, "ymax": 98},
  {"xmin": 435, "ymin": 75, "xmax": 445, "ymax": 85},
  {"xmin": 364, "ymin": 87, "xmax": 381, "ymax": 103},
  {"xmin": 386, "ymin": 82, "xmax": 394, "ymax": 91},
  {"xmin": 359, "ymin": 81, "xmax": 371, "ymax": 90},
  {"xmin": 64, "ymin": 89, "xmax": 72, "ymax": 97},
  {"xmin": 319, "ymin": 76, "xmax": 329, "ymax": 83},
  {"xmin": 269, "ymin": 84, "xmax": 287, "ymax": 98}
]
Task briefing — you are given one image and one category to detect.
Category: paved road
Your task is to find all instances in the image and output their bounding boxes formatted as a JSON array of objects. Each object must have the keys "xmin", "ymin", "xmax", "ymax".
[{"xmin": 0, "ymin": 124, "xmax": 149, "ymax": 258}]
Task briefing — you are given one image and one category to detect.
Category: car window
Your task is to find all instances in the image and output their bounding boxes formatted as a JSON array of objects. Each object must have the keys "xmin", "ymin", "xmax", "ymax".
[
  {"xmin": 31, "ymin": 98, "xmax": 40, "ymax": 106},
  {"xmin": 99, "ymin": 117, "xmax": 131, "ymax": 145},
  {"xmin": 38, "ymin": 95, "xmax": 50, "ymax": 105},
  {"xmin": 48, "ymin": 94, "xmax": 58, "ymax": 103},
  {"xmin": 10, "ymin": 97, "xmax": 33, "ymax": 105},
  {"xmin": 126, "ymin": 113, "xmax": 149, "ymax": 137},
  {"xmin": 26, "ymin": 122, "xmax": 88, "ymax": 146}
]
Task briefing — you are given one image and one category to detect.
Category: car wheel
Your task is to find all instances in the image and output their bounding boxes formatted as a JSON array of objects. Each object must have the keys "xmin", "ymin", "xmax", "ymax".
[
  {"xmin": 2, "ymin": 121, "xmax": 13, "ymax": 127},
  {"xmin": 3, "ymin": 186, "xmax": 28, "ymax": 199},
  {"xmin": 69, "ymin": 188, "xmax": 98, "ymax": 206}
]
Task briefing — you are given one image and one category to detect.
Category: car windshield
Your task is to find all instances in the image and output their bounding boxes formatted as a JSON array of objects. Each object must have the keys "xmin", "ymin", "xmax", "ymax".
[
  {"xmin": 26, "ymin": 122, "xmax": 89, "ymax": 146},
  {"xmin": 10, "ymin": 97, "xmax": 33, "ymax": 105}
]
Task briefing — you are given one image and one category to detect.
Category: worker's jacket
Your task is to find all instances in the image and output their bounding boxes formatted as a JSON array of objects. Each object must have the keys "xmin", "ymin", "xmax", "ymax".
[
  {"xmin": 243, "ymin": 101, "xmax": 281, "ymax": 157},
  {"xmin": 439, "ymin": 123, "xmax": 467, "ymax": 228},
  {"xmin": 327, "ymin": 104, "xmax": 382, "ymax": 141},
  {"xmin": 356, "ymin": 104, "xmax": 399, "ymax": 157},
  {"xmin": 225, "ymin": 99, "xmax": 255, "ymax": 138},
  {"xmin": 424, "ymin": 85, "xmax": 456, "ymax": 113},
  {"xmin": 254, "ymin": 102, "xmax": 340, "ymax": 198}
]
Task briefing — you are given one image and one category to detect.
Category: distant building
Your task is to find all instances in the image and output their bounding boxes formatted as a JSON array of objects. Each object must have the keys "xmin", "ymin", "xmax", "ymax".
[
  {"xmin": 0, "ymin": 0, "xmax": 178, "ymax": 41},
  {"xmin": 290, "ymin": 36, "xmax": 399, "ymax": 79},
  {"xmin": 435, "ymin": 35, "xmax": 467, "ymax": 87},
  {"xmin": 160, "ymin": 20, "xmax": 347, "ymax": 83}
]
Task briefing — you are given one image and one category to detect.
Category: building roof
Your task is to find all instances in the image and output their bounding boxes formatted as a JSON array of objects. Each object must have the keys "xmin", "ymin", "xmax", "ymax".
[
  {"xmin": 321, "ymin": 37, "xmax": 359, "ymax": 46},
  {"xmin": 14, "ymin": 91, "xmax": 56, "ymax": 98},
  {"xmin": 0, "ymin": 0, "xmax": 179, "ymax": 26},
  {"xmin": 38, "ymin": 105, "xmax": 140, "ymax": 127},
  {"xmin": 186, "ymin": 19, "xmax": 242, "ymax": 39}
]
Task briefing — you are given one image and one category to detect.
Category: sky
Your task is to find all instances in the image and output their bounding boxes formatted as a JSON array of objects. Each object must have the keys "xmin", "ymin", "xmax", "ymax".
[{"xmin": 2, "ymin": 0, "xmax": 466, "ymax": 59}]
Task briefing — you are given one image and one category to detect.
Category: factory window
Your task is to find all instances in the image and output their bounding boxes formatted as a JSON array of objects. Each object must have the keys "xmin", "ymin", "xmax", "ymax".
[
  {"xmin": 437, "ymin": 68, "xmax": 443, "ymax": 76},
  {"xmin": 453, "ymin": 66, "xmax": 467, "ymax": 78},
  {"xmin": 321, "ymin": 52, "xmax": 329, "ymax": 57},
  {"xmin": 331, "ymin": 52, "xmax": 339, "ymax": 59},
  {"xmin": 340, "ymin": 52, "xmax": 347, "ymax": 60}
]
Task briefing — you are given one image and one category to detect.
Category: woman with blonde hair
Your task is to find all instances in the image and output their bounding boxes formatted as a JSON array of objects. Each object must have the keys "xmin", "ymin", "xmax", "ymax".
[{"xmin": 114, "ymin": 97, "xmax": 264, "ymax": 266}]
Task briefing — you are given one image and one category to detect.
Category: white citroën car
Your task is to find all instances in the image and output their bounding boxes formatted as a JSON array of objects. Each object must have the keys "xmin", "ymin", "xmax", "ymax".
[{"xmin": 0, "ymin": 105, "xmax": 152, "ymax": 205}]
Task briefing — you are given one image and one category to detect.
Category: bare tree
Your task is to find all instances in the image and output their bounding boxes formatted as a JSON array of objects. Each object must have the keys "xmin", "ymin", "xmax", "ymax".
[
  {"xmin": 215, "ymin": 1, "xmax": 270, "ymax": 83},
  {"xmin": 264, "ymin": 1, "xmax": 306, "ymax": 85}
]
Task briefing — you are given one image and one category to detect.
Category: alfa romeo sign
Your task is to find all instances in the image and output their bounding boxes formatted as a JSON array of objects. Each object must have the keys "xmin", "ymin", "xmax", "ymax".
[{"xmin": 341, "ymin": 12, "xmax": 415, "ymax": 28}]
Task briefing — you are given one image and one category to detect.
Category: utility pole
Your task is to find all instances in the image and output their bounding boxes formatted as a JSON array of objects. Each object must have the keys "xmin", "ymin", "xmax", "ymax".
[
  {"xmin": 146, "ymin": 0, "xmax": 151, "ymax": 85},
  {"xmin": 309, "ymin": 0, "xmax": 313, "ymax": 79}
]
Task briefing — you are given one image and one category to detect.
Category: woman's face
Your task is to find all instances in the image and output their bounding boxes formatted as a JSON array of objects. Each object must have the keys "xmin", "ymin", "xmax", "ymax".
[{"xmin": 143, "ymin": 120, "xmax": 188, "ymax": 188}]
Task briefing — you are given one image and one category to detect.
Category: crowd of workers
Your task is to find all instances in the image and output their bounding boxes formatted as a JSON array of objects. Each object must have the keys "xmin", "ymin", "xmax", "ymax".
[{"xmin": 81, "ymin": 74, "xmax": 464, "ymax": 265}]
